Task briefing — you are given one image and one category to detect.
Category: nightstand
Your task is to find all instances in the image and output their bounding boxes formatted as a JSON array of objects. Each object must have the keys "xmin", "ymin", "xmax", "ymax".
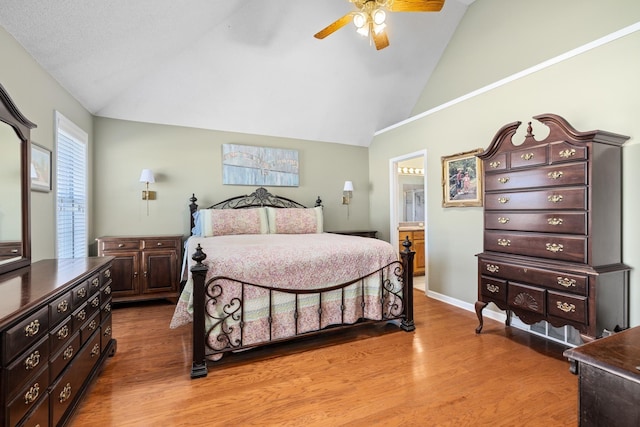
[{"xmin": 96, "ymin": 235, "xmax": 183, "ymax": 303}]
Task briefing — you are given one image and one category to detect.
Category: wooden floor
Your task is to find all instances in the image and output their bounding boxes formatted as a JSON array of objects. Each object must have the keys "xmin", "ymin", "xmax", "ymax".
[{"xmin": 70, "ymin": 292, "xmax": 578, "ymax": 426}]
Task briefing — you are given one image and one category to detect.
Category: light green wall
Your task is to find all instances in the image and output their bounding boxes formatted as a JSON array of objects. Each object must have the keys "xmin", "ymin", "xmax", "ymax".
[
  {"xmin": 0, "ymin": 26, "xmax": 93, "ymax": 261},
  {"xmin": 370, "ymin": 0, "xmax": 640, "ymax": 325},
  {"xmin": 92, "ymin": 117, "xmax": 369, "ymax": 246}
]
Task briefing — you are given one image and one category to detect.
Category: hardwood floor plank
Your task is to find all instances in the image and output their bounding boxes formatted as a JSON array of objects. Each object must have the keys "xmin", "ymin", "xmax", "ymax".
[{"xmin": 69, "ymin": 292, "xmax": 577, "ymax": 426}]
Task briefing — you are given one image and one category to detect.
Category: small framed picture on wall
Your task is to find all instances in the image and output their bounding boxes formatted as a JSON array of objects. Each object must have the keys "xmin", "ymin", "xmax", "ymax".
[
  {"xmin": 441, "ymin": 148, "xmax": 483, "ymax": 207},
  {"xmin": 31, "ymin": 142, "xmax": 52, "ymax": 192}
]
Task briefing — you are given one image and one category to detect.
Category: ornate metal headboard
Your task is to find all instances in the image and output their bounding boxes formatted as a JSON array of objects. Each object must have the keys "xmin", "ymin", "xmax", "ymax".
[{"xmin": 189, "ymin": 187, "xmax": 322, "ymax": 234}]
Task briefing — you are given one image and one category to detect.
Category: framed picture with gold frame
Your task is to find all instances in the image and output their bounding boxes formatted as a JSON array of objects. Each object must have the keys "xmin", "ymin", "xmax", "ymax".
[{"xmin": 441, "ymin": 148, "xmax": 484, "ymax": 207}]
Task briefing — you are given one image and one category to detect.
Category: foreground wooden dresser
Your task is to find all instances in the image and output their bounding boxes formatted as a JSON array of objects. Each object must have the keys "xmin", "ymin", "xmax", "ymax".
[
  {"xmin": 563, "ymin": 326, "xmax": 640, "ymax": 426},
  {"xmin": 474, "ymin": 114, "xmax": 630, "ymax": 342},
  {"xmin": 0, "ymin": 258, "xmax": 116, "ymax": 426}
]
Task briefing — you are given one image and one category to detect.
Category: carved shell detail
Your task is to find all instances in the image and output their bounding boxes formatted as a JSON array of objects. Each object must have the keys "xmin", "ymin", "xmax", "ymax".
[{"xmin": 512, "ymin": 292, "xmax": 539, "ymax": 311}]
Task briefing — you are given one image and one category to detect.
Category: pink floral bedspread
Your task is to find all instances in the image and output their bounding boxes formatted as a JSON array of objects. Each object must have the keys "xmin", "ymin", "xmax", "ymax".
[{"xmin": 169, "ymin": 233, "xmax": 404, "ymax": 353}]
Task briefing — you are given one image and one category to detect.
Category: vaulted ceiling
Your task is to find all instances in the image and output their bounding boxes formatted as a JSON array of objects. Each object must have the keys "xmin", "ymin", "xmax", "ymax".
[{"xmin": 0, "ymin": 0, "xmax": 473, "ymax": 146}]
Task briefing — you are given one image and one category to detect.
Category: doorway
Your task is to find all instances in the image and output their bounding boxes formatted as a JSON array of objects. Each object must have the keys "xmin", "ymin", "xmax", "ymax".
[{"xmin": 389, "ymin": 150, "xmax": 427, "ymax": 293}]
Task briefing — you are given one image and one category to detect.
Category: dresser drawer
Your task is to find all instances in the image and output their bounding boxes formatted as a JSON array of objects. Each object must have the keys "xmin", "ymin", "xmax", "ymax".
[
  {"xmin": 7, "ymin": 366, "xmax": 49, "ymax": 427},
  {"xmin": 100, "ymin": 239, "xmax": 140, "ymax": 251},
  {"xmin": 49, "ymin": 332, "xmax": 81, "ymax": 382},
  {"xmin": 6, "ymin": 336, "xmax": 49, "ymax": 395},
  {"xmin": 81, "ymin": 311, "xmax": 101, "ymax": 345},
  {"xmin": 49, "ymin": 316, "xmax": 72, "ymax": 356},
  {"xmin": 510, "ymin": 145, "xmax": 548, "ymax": 169},
  {"xmin": 142, "ymin": 238, "xmax": 179, "ymax": 249},
  {"xmin": 101, "ymin": 315, "xmax": 113, "ymax": 351},
  {"xmin": 87, "ymin": 273, "xmax": 102, "ymax": 295},
  {"xmin": 478, "ymin": 258, "xmax": 588, "ymax": 296},
  {"xmin": 547, "ymin": 290, "xmax": 588, "ymax": 324},
  {"xmin": 49, "ymin": 290, "xmax": 73, "ymax": 327},
  {"xmin": 480, "ymin": 276, "xmax": 507, "ymax": 303},
  {"xmin": 484, "ymin": 231, "xmax": 587, "ymax": 263},
  {"xmin": 17, "ymin": 389, "xmax": 49, "ymax": 427},
  {"xmin": 4, "ymin": 307, "xmax": 49, "ymax": 364},
  {"xmin": 485, "ymin": 187, "xmax": 586, "ymax": 210},
  {"xmin": 508, "ymin": 282, "xmax": 546, "ymax": 315},
  {"xmin": 484, "ymin": 211, "xmax": 587, "ymax": 234},
  {"xmin": 485, "ymin": 162, "xmax": 587, "ymax": 192},
  {"xmin": 484, "ymin": 153, "xmax": 507, "ymax": 172},
  {"xmin": 549, "ymin": 141, "xmax": 587, "ymax": 164}
]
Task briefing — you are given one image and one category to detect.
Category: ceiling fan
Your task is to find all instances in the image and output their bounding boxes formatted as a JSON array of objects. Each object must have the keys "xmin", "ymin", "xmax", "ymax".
[{"xmin": 314, "ymin": 0, "xmax": 445, "ymax": 50}]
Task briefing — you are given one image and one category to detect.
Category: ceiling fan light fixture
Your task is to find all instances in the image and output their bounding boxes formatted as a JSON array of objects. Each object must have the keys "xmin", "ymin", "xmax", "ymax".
[
  {"xmin": 353, "ymin": 12, "xmax": 368, "ymax": 29},
  {"xmin": 356, "ymin": 25, "xmax": 370, "ymax": 37},
  {"xmin": 372, "ymin": 8, "xmax": 386, "ymax": 25},
  {"xmin": 373, "ymin": 22, "xmax": 386, "ymax": 35}
]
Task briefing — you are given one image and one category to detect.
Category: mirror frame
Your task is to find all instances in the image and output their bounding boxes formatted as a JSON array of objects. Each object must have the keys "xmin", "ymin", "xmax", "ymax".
[{"xmin": 0, "ymin": 83, "xmax": 37, "ymax": 275}]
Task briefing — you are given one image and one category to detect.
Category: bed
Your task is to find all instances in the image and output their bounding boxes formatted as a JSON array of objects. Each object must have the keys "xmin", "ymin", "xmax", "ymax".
[{"xmin": 170, "ymin": 187, "xmax": 415, "ymax": 378}]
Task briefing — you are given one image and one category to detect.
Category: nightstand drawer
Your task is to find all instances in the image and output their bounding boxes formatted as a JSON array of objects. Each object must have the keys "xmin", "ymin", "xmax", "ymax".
[
  {"xmin": 100, "ymin": 239, "xmax": 140, "ymax": 251},
  {"xmin": 142, "ymin": 238, "xmax": 179, "ymax": 249}
]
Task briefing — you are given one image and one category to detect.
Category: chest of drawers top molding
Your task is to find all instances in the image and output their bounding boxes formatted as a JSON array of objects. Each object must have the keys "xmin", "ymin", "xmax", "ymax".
[{"xmin": 475, "ymin": 113, "xmax": 630, "ymax": 342}]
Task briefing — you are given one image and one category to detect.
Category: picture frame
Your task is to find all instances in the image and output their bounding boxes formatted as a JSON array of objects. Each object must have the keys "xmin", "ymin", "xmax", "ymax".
[
  {"xmin": 441, "ymin": 148, "xmax": 484, "ymax": 207},
  {"xmin": 222, "ymin": 143, "xmax": 299, "ymax": 187},
  {"xmin": 31, "ymin": 142, "xmax": 52, "ymax": 192}
]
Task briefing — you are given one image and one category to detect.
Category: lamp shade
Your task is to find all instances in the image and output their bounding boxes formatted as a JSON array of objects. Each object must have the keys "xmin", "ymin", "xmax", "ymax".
[
  {"xmin": 139, "ymin": 169, "xmax": 155, "ymax": 183},
  {"xmin": 343, "ymin": 181, "xmax": 354, "ymax": 192}
]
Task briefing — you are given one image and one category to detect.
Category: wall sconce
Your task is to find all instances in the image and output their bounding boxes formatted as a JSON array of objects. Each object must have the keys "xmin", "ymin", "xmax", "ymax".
[
  {"xmin": 140, "ymin": 169, "xmax": 155, "ymax": 215},
  {"xmin": 342, "ymin": 181, "xmax": 354, "ymax": 205}
]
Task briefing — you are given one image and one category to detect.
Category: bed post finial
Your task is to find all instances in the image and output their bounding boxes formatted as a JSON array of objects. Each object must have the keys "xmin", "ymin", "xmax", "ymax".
[
  {"xmin": 400, "ymin": 236, "xmax": 415, "ymax": 332},
  {"xmin": 192, "ymin": 243, "xmax": 207, "ymax": 266},
  {"xmin": 315, "ymin": 196, "xmax": 323, "ymax": 207},
  {"xmin": 190, "ymin": 243, "xmax": 209, "ymax": 379}
]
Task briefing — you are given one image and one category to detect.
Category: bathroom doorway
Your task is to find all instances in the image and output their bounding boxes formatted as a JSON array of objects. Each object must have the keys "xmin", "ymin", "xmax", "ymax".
[{"xmin": 389, "ymin": 150, "xmax": 427, "ymax": 293}]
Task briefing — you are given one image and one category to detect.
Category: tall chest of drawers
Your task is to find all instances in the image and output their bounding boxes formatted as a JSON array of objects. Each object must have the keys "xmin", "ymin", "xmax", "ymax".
[
  {"xmin": 0, "ymin": 257, "xmax": 116, "ymax": 426},
  {"xmin": 474, "ymin": 114, "xmax": 630, "ymax": 342}
]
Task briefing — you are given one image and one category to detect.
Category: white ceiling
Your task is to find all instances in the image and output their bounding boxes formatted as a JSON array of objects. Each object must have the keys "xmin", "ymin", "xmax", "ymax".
[{"xmin": 0, "ymin": 0, "xmax": 473, "ymax": 147}]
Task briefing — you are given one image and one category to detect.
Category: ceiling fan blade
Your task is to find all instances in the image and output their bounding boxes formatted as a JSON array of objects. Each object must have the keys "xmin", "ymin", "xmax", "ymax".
[
  {"xmin": 372, "ymin": 28, "xmax": 390, "ymax": 50},
  {"xmin": 314, "ymin": 13, "xmax": 355, "ymax": 39},
  {"xmin": 388, "ymin": 0, "xmax": 445, "ymax": 12}
]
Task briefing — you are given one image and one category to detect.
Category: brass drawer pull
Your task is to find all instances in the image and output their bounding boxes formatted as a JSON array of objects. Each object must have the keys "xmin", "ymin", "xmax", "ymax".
[
  {"xmin": 63, "ymin": 345, "xmax": 74, "ymax": 361},
  {"xmin": 486, "ymin": 264, "xmax": 499, "ymax": 273},
  {"xmin": 24, "ymin": 383, "xmax": 40, "ymax": 405},
  {"xmin": 556, "ymin": 301, "xmax": 576, "ymax": 313},
  {"xmin": 91, "ymin": 343, "xmax": 100, "ymax": 357},
  {"xmin": 59, "ymin": 383, "xmax": 72, "ymax": 403},
  {"xmin": 103, "ymin": 285, "xmax": 112, "ymax": 296},
  {"xmin": 104, "ymin": 326, "xmax": 112, "ymax": 337},
  {"xmin": 77, "ymin": 287, "xmax": 87, "ymax": 299},
  {"xmin": 497, "ymin": 217, "xmax": 509, "ymax": 224},
  {"xmin": 547, "ymin": 171, "xmax": 564, "ymax": 180},
  {"xmin": 498, "ymin": 177, "xmax": 510, "ymax": 184},
  {"xmin": 546, "ymin": 243, "xmax": 564, "ymax": 253},
  {"xmin": 24, "ymin": 320, "xmax": 40, "ymax": 337},
  {"xmin": 559, "ymin": 148, "xmax": 576, "ymax": 158},
  {"xmin": 557, "ymin": 277, "xmax": 577, "ymax": 288},
  {"xmin": 88, "ymin": 320, "xmax": 97, "ymax": 332},
  {"xmin": 489, "ymin": 161, "xmax": 501, "ymax": 168},
  {"xmin": 76, "ymin": 309, "xmax": 86, "ymax": 322},
  {"xmin": 548, "ymin": 194, "xmax": 563, "ymax": 203},
  {"xmin": 118, "ymin": 243, "xmax": 125, "ymax": 248},
  {"xmin": 521, "ymin": 153, "xmax": 534, "ymax": 160},
  {"xmin": 547, "ymin": 218, "xmax": 563, "ymax": 226},
  {"xmin": 157, "ymin": 242, "xmax": 163, "ymax": 246},
  {"xmin": 104, "ymin": 269, "xmax": 111, "ymax": 279},
  {"xmin": 497, "ymin": 239, "xmax": 511, "ymax": 247},
  {"xmin": 497, "ymin": 197, "xmax": 509, "ymax": 204},
  {"xmin": 57, "ymin": 325, "xmax": 69, "ymax": 340},
  {"xmin": 92, "ymin": 277, "xmax": 100, "ymax": 288},
  {"xmin": 57, "ymin": 300, "xmax": 69, "ymax": 313},
  {"xmin": 485, "ymin": 284, "xmax": 499, "ymax": 293},
  {"xmin": 24, "ymin": 351, "xmax": 41, "ymax": 370},
  {"xmin": 103, "ymin": 303, "xmax": 112, "ymax": 313},
  {"xmin": 91, "ymin": 296, "xmax": 100, "ymax": 308}
]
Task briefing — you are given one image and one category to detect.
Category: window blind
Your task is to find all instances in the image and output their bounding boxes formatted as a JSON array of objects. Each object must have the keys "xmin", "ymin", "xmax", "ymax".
[{"xmin": 56, "ymin": 112, "xmax": 88, "ymax": 258}]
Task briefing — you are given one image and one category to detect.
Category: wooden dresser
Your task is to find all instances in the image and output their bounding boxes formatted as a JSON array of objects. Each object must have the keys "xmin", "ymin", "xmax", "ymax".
[
  {"xmin": 96, "ymin": 235, "xmax": 182, "ymax": 303},
  {"xmin": 0, "ymin": 257, "xmax": 116, "ymax": 426},
  {"xmin": 474, "ymin": 114, "xmax": 630, "ymax": 342},
  {"xmin": 563, "ymin": 326, "xmax": 640, "ymax": 426}
]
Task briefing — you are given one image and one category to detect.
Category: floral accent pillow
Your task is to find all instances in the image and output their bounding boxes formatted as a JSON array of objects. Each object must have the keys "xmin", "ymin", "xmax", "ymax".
[
  {"xmin": 266, "ymin": 207, "xmax": 323, "ymax": 234},
  {"xmin": 201, "ymin": 208, "xmax": 269, "ymax": 236}
]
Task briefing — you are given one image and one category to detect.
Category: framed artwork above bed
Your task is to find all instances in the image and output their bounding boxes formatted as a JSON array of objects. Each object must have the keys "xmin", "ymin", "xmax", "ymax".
[{"xmin": 222, "ymin": 143, "xmax": 299, "ymax": 187}]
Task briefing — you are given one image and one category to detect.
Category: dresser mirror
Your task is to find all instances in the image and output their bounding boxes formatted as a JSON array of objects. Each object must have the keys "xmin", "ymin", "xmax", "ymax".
[{"xmin": 0, "ymin": 83, "xmax": 36, "ymax": 275}]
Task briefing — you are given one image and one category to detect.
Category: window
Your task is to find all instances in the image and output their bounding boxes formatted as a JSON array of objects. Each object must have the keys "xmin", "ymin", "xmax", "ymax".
[{"xmin": 55, "ymin": 112, "xmax": 88, "ymax": 258}]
